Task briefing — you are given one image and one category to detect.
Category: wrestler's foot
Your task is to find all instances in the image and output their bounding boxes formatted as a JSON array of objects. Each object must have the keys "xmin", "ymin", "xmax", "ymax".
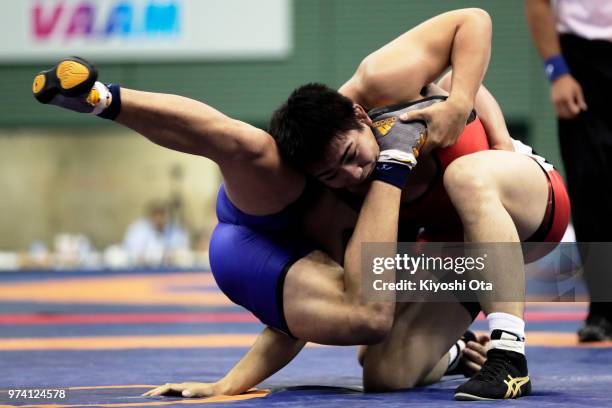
[
  {"xmin": 454, "ymin": 347, "xmax": 531, "ymax": 400},
  {"xmin": 33, "ymin": 57, "xmax": 97, "ymax": 103},
  {"xmin": 32, "ymin": 57, "xmax": 114, "ymax": 116},
  {"xmin": 578, "ymin": 315, "xmax": 612, "ymax": 342}
]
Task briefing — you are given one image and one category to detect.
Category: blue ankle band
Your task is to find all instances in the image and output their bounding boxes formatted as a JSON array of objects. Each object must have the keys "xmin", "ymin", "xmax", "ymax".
[{"xmin": 97, "ymin": 84, "xmax": 122, "ymax": 120}]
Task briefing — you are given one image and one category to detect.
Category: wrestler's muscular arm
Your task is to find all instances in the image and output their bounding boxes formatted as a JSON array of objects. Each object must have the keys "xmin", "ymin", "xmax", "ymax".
[
  {"xmin": 144, "ymin": 327, "xmax": 306, "ymax": 398},
  {"xmin": 436, "ymin": 73, "xmax": 514, "ymax": 151},
  {"xmin": 283, "ymin": 180, "xmax": 401, "ymax": 344},
  {"xmin": 117, "ymin": 89, "xmax": 304, "ymax": 215},
  {"xmin": 341, "ymin": 8, "xmax": 492, "ymax": 150}
]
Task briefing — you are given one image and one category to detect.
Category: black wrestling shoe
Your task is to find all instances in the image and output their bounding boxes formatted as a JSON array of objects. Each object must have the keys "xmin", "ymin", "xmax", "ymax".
[
  {"xmin": 32, "ymin": 57, "xmax": 98, "ymax": 104},
  {"xmin": 578, "ymin": 315, "xmax": 612, "ymax": 342},
  {"xmin": 446, "ymin": 330, "xmax": 477, "ymax": 377},
  {"xmin": 454, "ymin": 348, "xmax": 531, "ymax": 400}
]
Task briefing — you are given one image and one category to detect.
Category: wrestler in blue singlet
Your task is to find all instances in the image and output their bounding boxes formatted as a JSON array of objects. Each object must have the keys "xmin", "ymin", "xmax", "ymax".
[{"xmin": 209, "ymin": 183, "xmax": 317, "ymax": 335}]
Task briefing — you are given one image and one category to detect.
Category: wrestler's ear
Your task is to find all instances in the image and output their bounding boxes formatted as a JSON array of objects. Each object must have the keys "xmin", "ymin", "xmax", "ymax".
[{"xmin": 353, "ymin": 104, "xmax": 373, "ymax": 126}]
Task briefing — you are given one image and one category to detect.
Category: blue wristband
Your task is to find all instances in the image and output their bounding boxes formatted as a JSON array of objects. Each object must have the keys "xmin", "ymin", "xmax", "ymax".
[
  {"xmin": 97, "ymin": 84, "xmax": 122, "ymax": 120},
  {"xmin": 373, "ymin": 162, "xmax": 410, "ymax": 189},
  {"xmin": 544, "ymin": 55, "xmax": 570, "ymax": 82}
]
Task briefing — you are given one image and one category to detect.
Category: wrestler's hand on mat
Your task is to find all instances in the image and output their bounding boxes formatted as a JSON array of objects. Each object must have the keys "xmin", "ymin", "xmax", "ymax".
[
  {"xmin": 142, "ymin": 382, "xmax": 220, "ymax": 398},
  {"xmin": 460, "ymin": 333, "xmax": 491, "ymax": 377},
  {"xmin": 399, "ymin": 97, "xmax": 471, "ymax": 152},
  {"xmin": 32, "ymin": 57, "xmax": 115, "ymax": 116},
  {"xmin": 550, "ymin": 74, "xmax": 587, "ymax": 120}
]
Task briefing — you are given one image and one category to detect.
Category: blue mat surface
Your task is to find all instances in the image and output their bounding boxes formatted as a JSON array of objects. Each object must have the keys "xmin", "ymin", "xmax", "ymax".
[{"xmin": 0, "ymin": 270, "xmax": 609, "ymax": 407}]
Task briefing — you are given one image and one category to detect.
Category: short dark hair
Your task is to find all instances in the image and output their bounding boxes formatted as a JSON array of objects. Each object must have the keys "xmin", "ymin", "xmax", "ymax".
[{"xmin": 268, "ymin": 83, "xmax": 363, "ymax": 168}]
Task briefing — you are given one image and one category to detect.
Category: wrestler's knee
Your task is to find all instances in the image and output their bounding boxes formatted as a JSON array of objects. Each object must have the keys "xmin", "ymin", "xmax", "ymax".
[
  {"xmin": 443, "ymin": 156, "xmax": 498, "ymax": 219},
  {"xmin": 444, "ymin": 156, "xmax": 492, "ymax": 200},
  {"xmin": 363, "ymin": 364, "xmax": 420, "ymax": 392}
]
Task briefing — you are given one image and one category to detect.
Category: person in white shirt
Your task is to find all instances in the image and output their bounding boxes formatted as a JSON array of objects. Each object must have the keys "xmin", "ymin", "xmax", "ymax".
[
  {"xmin": 525, "ymin": 0, "xmax": 612, "ymax": 341},
  {"xmin": 123, "ymin": 200, "xmax": 189, "ymax": 265}
]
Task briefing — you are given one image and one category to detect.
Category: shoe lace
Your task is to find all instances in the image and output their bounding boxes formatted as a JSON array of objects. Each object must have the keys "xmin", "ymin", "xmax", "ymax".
[{"xmin": 471, "ymin": 352, "xmax": 510, "ymax": 383}]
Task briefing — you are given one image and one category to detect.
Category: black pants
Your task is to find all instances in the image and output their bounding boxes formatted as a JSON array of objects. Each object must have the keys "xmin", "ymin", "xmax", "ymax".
[{"xmin": 560, "ymin": 34, "xmax": 612, "ymax": 319}]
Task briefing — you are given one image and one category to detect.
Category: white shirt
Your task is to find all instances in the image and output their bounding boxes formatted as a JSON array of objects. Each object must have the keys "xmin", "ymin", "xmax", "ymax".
[{"xmin": 554, "ymin": 0, "xmax": 612, "ymax": 41}]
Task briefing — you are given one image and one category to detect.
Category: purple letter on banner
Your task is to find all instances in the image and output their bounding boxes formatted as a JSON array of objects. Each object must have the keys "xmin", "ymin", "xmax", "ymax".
[{"xmin": 66, "ymin": 2, "xmax": 95, "ymax": 38}]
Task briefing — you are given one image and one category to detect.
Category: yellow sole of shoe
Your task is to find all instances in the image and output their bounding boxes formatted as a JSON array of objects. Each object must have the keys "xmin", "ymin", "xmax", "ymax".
[
  {"xmin": 57, "ymin": 60, "xmax": 90, "ymax": 90},
  {"xmin": 32, "ymin": 74, "xmax": 46, "ymax": 94}
]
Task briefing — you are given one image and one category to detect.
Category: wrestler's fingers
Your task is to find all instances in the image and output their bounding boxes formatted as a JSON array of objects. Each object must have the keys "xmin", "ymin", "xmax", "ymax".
[
  {"xmin": 181, "ymin": 386, "xmax": 214, "ymax": 398},
  {"xmin": 464, "ymin": 344, "xmax": 487, "ymax": 366},
  {"xmin": 476, "ymin": 333, "xmax": 490, "ymax": 345},
  {"xmin": 143, "ymin": 384, "xmax": 172, "ymax": 396},
  {"xmin": 142, "ymin": 384, "xmax": 169, "ymax": 397},
  {"xmin": 399, "ymin": 108, "xmax": 428, "ymax": 123},
  {"xmin": 143, "ymin": 383, "xmax": 184, "ymax": 397},
  {"xmin": 145, "ymin": 384, "xmax": 182, "ymax": 397},
  {"xmin": 464, "ymin": 360, "xmax": 481, "ymax": 375},
  {"xmin": 167, "ymin": 382, "xmax": 217, "ymax": 398},
  {"xmin": 467, "ymin": 340, "xmax": 488, "ymax": 354}
]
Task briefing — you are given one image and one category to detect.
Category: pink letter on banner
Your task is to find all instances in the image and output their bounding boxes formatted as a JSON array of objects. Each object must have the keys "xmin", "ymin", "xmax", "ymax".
[{"xmin": 32, "ymin": 2, "xmax": 64, "ymax": 39}]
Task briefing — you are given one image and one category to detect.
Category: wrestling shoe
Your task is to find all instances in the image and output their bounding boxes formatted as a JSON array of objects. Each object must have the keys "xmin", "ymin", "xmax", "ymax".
[
  {"xmin": 454, "ymin": 347, "xmax": 531, "ymax": 400},
  {"xmin": 578, "ymin": 315, "xmax": 612, "ymax": 342},
  {"xmin": 33, "ymin": 57, "xmax": 97, "ymax": 103},
  {"xmin": 32, "ymin": 57, "xmax": 116, "ymax": 116}
]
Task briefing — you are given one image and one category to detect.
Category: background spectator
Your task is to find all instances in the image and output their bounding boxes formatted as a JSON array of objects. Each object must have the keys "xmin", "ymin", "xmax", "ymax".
[
  {"xmin": 123, "ymin": 200, "xmax": 190, "ymax": 266},
  {"xmin": 525, "ymin": 0, "xmax": 612, "ymax": 341}
]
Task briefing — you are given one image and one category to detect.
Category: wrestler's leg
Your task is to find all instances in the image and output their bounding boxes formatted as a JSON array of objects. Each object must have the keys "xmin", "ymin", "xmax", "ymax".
[
  {"xmin": 444, "ymin": 150, "xmax": 548, "ymax": 317},
  {"xmin": 360, "ymin": 301, "xmax": 473, "ymax": 391},
  {"xmin": 33, "ymin": 58, "xmax": 305, "ymax": 215},
  {"xmin": 444, "ymin": 150, "xmax": 548, "ymax": 400},
  {"xmin": 282, "ymin": 250, "xmax": 395, "ymax": 345},
  {"xmin": 116, "ymin": 88, "xmax": 307, "ymax": 214}
]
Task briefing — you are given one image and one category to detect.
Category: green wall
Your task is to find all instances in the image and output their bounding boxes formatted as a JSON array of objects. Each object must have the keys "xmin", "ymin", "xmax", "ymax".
[{"xmin": 0, "ymin": 0, "xmax": 561, "ymax": 170}]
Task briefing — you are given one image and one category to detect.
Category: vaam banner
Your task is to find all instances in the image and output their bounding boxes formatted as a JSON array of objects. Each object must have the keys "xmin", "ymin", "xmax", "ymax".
[{"xmin": 0, "ymin": 0, "xmax": 292, "ymax": 62}]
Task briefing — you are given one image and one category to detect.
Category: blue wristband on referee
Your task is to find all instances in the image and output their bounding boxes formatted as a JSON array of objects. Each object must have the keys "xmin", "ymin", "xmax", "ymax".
[
  {"xmin": 373, "ymin": 162, "xmax": 410, "ymax": 189},
  {"xmin": 97, "ymin": 84, "xmax": 122, "ymax": 120},
  {"xmin": 544, "ymin": 55, "xmax": 570, "ymax": 82}
]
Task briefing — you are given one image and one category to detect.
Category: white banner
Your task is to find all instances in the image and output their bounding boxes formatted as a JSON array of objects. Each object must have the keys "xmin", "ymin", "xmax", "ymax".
[{"xmin": 0, "ymin": 0, "xmax": 292, "ymax": 62}]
